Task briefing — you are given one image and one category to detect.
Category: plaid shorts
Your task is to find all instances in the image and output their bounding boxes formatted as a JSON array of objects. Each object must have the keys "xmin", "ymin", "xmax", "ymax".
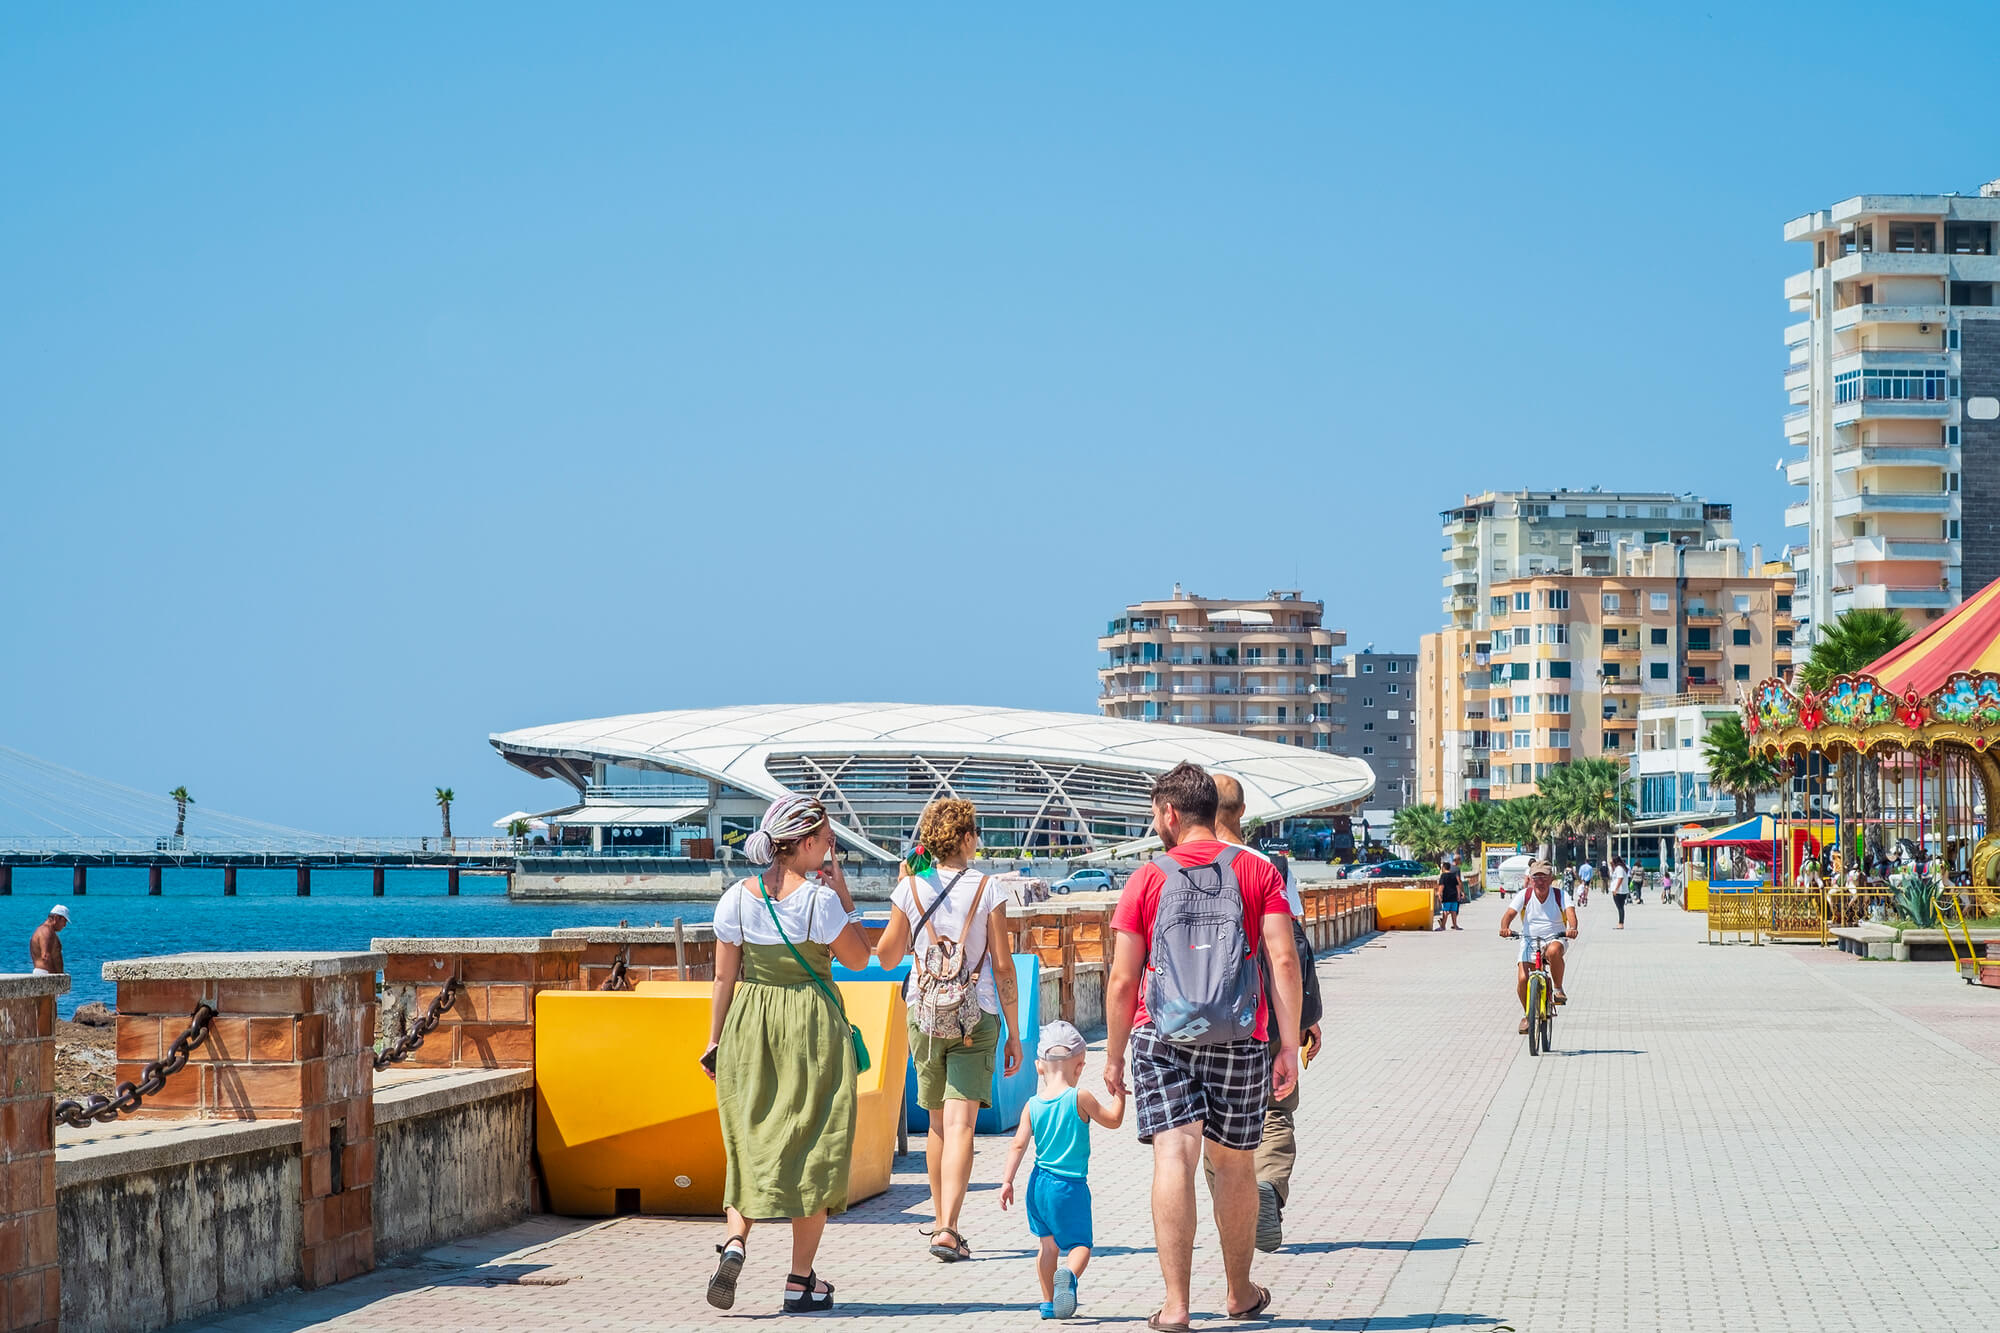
[{"xmin": 1131, "ymin": 1024, "xmax": 1270, "ymax": 1151}]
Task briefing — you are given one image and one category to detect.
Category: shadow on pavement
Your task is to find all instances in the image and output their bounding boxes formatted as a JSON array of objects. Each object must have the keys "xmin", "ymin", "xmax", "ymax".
[
  {"xmin": 1549, "ymin": 1048, "xmax": 1646, "ymax": 1057},
  {"xmin": 1282, "ymin": 1237, "xmax": 1471, "ymax": 1254}
]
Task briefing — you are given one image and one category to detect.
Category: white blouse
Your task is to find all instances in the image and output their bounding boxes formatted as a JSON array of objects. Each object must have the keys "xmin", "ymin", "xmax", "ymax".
[{"xmin": 713, "ymin": 878, "xmax": 852, "ymax": 946}]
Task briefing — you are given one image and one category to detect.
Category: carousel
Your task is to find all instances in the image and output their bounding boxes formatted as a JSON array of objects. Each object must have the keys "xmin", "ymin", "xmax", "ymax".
[{"xmin": 1746, "ymin": 578, "xmax": 2000, "ymax": 978}]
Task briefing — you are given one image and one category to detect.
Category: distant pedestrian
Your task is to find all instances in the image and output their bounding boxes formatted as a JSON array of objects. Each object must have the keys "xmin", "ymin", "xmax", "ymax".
[
  {"xmin": 703, "ymin": 796, "xmax": 871, "ymax": 1314},
  {"xmin": 998, "ymin": 1021, "xmax": 1126, "ymax": 1319},
  {"xmin": 1105, "ymin": 762, "xmax": 1303, "ymax": 1331},
  {"xmin": 875, "ymin": 797, "xmax": 1024, "ymax": 1264},
  {"xmin": 1609, "ymin": 856, "xmax": 1630, "ymax": 928},
  {"xmin": 30, "ymin": 905, "xmax": 67, "ymax": 975},
  {"xmin": 1577, "ymin": 860, "xmax": 1594, "ymax": 905},
  {"xmin": 1436, "ymin": 859, "xmax": 1463, "ymax": 931}
]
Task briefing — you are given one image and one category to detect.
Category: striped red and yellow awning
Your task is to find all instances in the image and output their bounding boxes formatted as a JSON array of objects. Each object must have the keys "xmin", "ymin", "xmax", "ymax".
[{"xmin": 1863, "ymin": 578, "xmax": 2000, "ymax": 696}]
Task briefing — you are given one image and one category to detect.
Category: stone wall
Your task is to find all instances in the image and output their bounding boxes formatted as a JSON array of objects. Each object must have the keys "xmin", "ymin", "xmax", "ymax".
[
  {"xmin": 57, "ymin": 1125, "xmax": 302, "ymax": 1333},
  {"xmin": 371, "ymin": 1071, "xmax": 533, "ymax": 1259}
]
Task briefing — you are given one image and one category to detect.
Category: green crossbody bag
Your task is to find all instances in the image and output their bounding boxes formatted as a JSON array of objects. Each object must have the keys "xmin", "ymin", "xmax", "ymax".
[{"xmin": 758, "ymin": 877, "xmax": 872, "ymax": 1075}]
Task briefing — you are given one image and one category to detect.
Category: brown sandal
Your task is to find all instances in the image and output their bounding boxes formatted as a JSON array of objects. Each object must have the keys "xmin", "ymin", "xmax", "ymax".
[
  {"xmin": 1148, "ymin": 1313, "xmax": 1191, "ymax": 1332},
  {"xmin": 1228, "ymin": 1284, "xmax": 1274, "ymax": 1319},
  {"xmin": 928, "ymin": 1227, "xmax": 970, "ymax": 1262}
]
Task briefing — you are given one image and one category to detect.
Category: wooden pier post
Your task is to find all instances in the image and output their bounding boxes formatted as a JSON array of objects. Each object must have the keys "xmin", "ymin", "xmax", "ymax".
[
  {"xmin": 372, "ymin": 865, "xmax": 385, "ymax": 897},
  {"xmin": 72, "ymin": 864, "xmax": 86, "ymax": 895},
  {"xmin": 149, "ymin": 864, "xmax": 163, "ymax": 896},
  {"xmin": 223, "ymin": 865, "xmax": 237, "ymax": 896},
  {"xmin": 447, "ymin": 864, "xmax": 460, "ymax": 896},
  {"xmin": 296, "ymin": 862, "xmax": 310, "ymax": 896},
  {"xmin": 0, "ymin": 864, "xmax": 11, "ymax": 895}
]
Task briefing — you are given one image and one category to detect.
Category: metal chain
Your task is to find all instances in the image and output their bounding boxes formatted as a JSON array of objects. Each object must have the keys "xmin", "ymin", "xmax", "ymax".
[
  {"xmin": 374, "ymin": 976, "xmax": 460, "ymax": 1069},
  {"xmin": 55, "ymin": 1003, "xmax": 217, "ymax": 1128},
  {"xmin": 601, "ymin": 945, "xmax": 631, "ymax": 991}
]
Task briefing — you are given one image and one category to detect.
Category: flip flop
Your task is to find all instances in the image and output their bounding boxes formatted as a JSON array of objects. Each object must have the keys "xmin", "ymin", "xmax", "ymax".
[
  {"xmin": 1553, "ymin": 990, "xmax": 1568, "ymax": 1005},
  {"xmin": 1148, "ymin": 1313, "xmax": 1191, "ymax": 1332},
  {"xmin": 1228, "ymin": 1284, "xmax": 1274, "ymax": 1320},
  {"xmin": 1518, "ymin": 1017, "xmax": 1530, "ymax": 1034}
]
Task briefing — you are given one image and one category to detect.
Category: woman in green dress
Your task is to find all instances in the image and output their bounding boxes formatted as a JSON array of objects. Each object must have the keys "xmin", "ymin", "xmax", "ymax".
[{"xmin": 701, "ymin": 795, "xmax": 870, "ymax": 1313}]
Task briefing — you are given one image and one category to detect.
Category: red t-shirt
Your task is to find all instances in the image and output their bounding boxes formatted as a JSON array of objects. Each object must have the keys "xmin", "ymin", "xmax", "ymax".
[{"xmin": 1111, "ymin": 839, "xmax": 1286, "ymax": 1042}]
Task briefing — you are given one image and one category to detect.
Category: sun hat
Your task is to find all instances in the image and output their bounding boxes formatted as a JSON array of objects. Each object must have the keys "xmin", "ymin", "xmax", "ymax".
[
  {"xmin": 1037, "ymin": 1020, "xmax": 1087, "ymax": 1060},
  {"xmin": 49, "ymin": 905, "xmax": 70, "ymax": 920},
  {"xmin": 1527, "ymin": 858, "xmax": 1552, "ymax": 876}
]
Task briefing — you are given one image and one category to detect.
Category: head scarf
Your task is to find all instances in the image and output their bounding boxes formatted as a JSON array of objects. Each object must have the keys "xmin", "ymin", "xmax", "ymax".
[{"xmin": 744, "ymin": 794, "xmax": 828, "ymax": 865}]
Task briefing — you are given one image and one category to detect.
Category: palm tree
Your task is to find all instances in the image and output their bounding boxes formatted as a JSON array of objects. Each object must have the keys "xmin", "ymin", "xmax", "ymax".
[
  {"xmin": 1445, "ymin": 799, "xmax": 1498, "ymax": 866},
  {"xmin": 1540, "ymin": 758, "xmax": 1630, "ymax": 868},
  {"xmin": 1799, "ymin": 608, "xmax": 1915, "ymax": 856},
  {"xmin": 167, "ymin": 786, "xmax": 194, "ymax": 838},
  {"xmin": 1390, "ymin": 803, "xmax": 1451, "ymax": 862},
  {"xmin": 435, "ymin": 787, "xmax": 455, "ymax": 843},
  {"xmin": 1701, "ymin": 713, "xmax": 1784, "ymax": 818}
]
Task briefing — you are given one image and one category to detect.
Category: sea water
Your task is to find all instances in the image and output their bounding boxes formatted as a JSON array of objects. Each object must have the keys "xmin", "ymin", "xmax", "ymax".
[{"xmin": 0, "ymin": 866, "xmax": 717, "ymax": 1016}]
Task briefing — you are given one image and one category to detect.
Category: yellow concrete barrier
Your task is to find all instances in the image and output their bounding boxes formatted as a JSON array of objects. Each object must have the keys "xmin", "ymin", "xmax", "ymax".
[
  {"xmin": 1375, "ymin": 886, "xmax": 1436, "ymax": 930},
  {"xmin": 1685, "ymin": 880, "xmax": 1709, "ymax": 912},
  {"xmin": 533, "ymin": 980, "xmax": 907, "ymax": 1217}
]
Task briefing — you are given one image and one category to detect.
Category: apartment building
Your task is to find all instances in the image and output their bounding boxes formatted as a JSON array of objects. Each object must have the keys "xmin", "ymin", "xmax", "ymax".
[
  {"xmin": 1422, "ymin": 542, "xmax": 1792, "ymax": 805},
  {"xmin": 1782, "ymin": 181, "xmax": 2000, "ymax": 634},
  {"xmin": 1632, "ymin": 695, "xmax": 1744, "ymax": 823},
  {"xmin": 1421, "ymin": 489, "xmax": 1738, "ymax": 807},
  {"xmin": 1440, "ymin": 489, "xmax": 1737, "ymax": 633},
  {"xmin": 1097, "ymin": 586, "xmax": 1345, "ymax": 749},
  {"xmin": 1328, "ymin": 649, "xmax": 1417, "ymax": 809}
]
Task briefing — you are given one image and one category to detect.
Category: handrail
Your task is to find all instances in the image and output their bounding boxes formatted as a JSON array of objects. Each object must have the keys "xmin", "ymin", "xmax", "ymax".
[{"xmin": 0, "ymin": 835, "xmax": 516, "ymax": 857}]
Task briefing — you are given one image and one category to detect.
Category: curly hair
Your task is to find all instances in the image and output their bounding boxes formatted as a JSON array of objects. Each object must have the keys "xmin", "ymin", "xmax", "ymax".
[{"xmin": 914, "ymin": 797, "xmax": 979, "ymax": 866}]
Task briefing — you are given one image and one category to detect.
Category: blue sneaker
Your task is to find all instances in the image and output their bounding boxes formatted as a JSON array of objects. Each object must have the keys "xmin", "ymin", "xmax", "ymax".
[
  {"xmin": 1053, "ymin": 1268, "xmax": 1078, "ymax": 1319},
  {"xmin": 1039, "ymin": 1302, "xmax": 1056, "ymax": 1319}
]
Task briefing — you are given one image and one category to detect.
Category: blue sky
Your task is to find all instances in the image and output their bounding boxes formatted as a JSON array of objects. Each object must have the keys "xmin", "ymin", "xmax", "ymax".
[{"xmin": 5, "ymin": 3, "xmax": 1998, "ymax": 833}]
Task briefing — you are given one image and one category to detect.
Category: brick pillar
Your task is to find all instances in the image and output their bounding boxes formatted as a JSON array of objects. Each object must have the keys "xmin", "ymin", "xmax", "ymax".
[
  {"xmin": 551, "ymin": 927, "xmax": 716, "ymax": 989},
  {"xmin": 371, "ymin": 939, "xmax": 583, "ymax": 1069},
  {"xmin": 103, "ymin": 951, "xmax": 383, "ymax": 1290},
  {"xmin": 0, "ymin": 974, "xmax": 64, "ymax": 1333}
]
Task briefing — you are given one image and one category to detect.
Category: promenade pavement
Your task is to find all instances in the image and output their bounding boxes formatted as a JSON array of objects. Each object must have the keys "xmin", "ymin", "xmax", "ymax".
[{"xmin": 179, "ymin": 891, "xmax": 2000, "ymax": 1332}]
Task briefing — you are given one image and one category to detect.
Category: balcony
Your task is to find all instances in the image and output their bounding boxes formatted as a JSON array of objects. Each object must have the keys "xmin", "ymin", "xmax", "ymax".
[
  {"xmin": 1784, "ymin": 270, "xmax": 1814, "ymax": 300},
  {"xmin": 1783, "ymin": 363, "xmax": 1811, "ymax": 392},
  {"xmin": 1833, "ymin": 397, "xmax": 1951, "ymax": 426},
  {"xmin": 1830, "ymin": 344, "xmax": 1949, "ymax": 371},
  {"xmin": 1602, "ymin": 643, "xmax": 1640, "ymax": 659},
  {"xmin": 1685, "ymin": 682, "xmax": 1727, "ymax": 700},
  {"xmin": 1602, "ymin": 679, "xmax": 1641, "ymax": 694},
  {"xmin": 1846, "ymin": 534, "xmax": 1953, "ymax": 564},
  {"xmin": 1785, "ymin": 501, "xmax": 1812, "ymax": 529},
  {"xmin": 1685, "ymin": 611, "xmax": 1723, "ymax": 627},
  {"xmin": 1684, "ymin": 646, "xmax": 1724, "ymax": 663},
  {"xmin": 1831, "ymin": 443, "xmax": 1950, "ymax": 471},
  {"xmin": 1829, "ymin": 252, "xmax": 1950, "ymax": 282},
  {"xmin": 1843, "ymin": 584, "xmax": 1957, "ymax": 612},
  {"xmin": 1442, "ymin": 568, "xmax": 1478, "ymax": 589},
  {"xmin": 1830, "ymin": 491, "xmax": 1952, "ymax": 518},
  {"xmin": 1831, "ymin": 303, "xmax": 1950, "ymax": 333},
  {"xmin": 1445, "ymin": 594, "xmax": 1477, "ymax": 613},
  {"xmin": 1785, "ymin": 458, "xmax": 1812, "ymax": 486},
  {"xmin": 1600, "ymin": 715, "xmax": 1638, "ymax": 731}
]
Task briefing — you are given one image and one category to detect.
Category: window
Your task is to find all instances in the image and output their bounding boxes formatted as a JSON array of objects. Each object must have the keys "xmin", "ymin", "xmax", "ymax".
[
  {"xmin": 1545, "ymin": 694, "xmax": 1571, "ymax": 715},
  {"xmin": 1650, "ymin": 592, "xmax": 1670, "ymax": 612},
  {"xmin": 1513, "ymin": 592, "xmax": 1531, "ymax": 611},
  {"xmin": 1776, "ymin": 629, "xmax": 1793, "ymax": 646},
  {"xmin": 1733, "ymin": 663, "xmax": 1751, "ymax": 681},
  {"xmin": 1363, "ymin": 722, "xmax": 1375, "ymax": 732},
  {"xmin": 1603, "ymin": 732, "xmax": 1621, "ymax": 751},
  {"xmin": 1650, "ymin": 627, "xmax": 1668, "ymax": 646},
  {"xmin": 1516, "ymin": 763, "xmax": 1533, "ymax": 782},
  {"xmin": 1514, "ymin": 694, "xmax": 1532, "ymax": 714},
  {"xmin": 1949, "ymin": 471, "xmax": 1961, "ymax": 492},
  {"xmin": 1649, "ymin": 662, "xmax": 1670, "ymax": 680},
  {"xmin": 1386, "ymin": 683, "xmax": 1400, "ymax": 696},
  {"xmin": 1510, "ymin": 663, "xmax": 1528, "ymax": 680},
  {"xmin": 1386, "ymin": 709, "xmax": 1400, "ymax": 720},
  {"xmin": 1544, "ymin": 589, "xmax": 1570, "ymax": 610},
  {"xmin": 1362, "ymin": 662, "xmax": 1374, "ymax": 674},
  {"xmin": 1513, "ymin": 627, "xmax": 1530, "ymax": 646},
  {"xmin": 1951, "ymin": 426, "xmax": 1961, "ymax": 445},
  {"xmin": 1950, "ymin": 519, "xmax": 1962, "ymax": 540},
  {"xmin": 1644, "ymin": 530, "xmax": 1669, "ymax": 544},
  {"xmin": 1513, "ymin": 730, "xmax": 1531, "ymax": 748},
  {"xmin": 1548, "ymin": 660, "xmax": 1572, "ymax": 678},
  {"xmin": 1834, "ymin": 367, "xmax": 1949, "ymax": 402},
  {"xmin": 1387, "ymin": 661, "xmax": 1400, "ymax": 673},
  {"xmin": 1603, "ymin": 593, "xmax": 1621, "ymax": 611},
  {"xmin": 1777, "ymin": 594, "xmax": 1792, "ymax": 613},
  {"xmin": 1733, "ymin": 628, "xmax": 1751, "ymax": 646},
  {"xmin": 1361, "ymin": 697, "xmax": 1373, "ymax": 707},
  {"xmin": 1601, "ymin": 663, "xmax": 1621, "ymax": 679},
  {"xmin": 1276, "ymin": 647, "xmax": 1288, "ymax": 663},
  {"xmin": 1491, "ymin": 700, "xmax": 1509, "ymax": 720},
  {"xmin": 1362, "ymin": 745, "xmax": 1374, "ymax": 755},
  {"xmin": 1548, "ymin": 730, "xmax": 1571, "ymax": 749},
  {"xmin": 1489, "ymin": 596, "xmax": 1507, "ymax": 616},
  {"xmin": 1495, "ymin": 531, "xmax": 1509, "ymax": 546}
]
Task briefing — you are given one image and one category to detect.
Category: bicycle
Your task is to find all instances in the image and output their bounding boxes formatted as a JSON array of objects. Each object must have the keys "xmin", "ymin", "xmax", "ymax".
[{"xmin": 1511, "ymin": 931, "xmax": 1561, "ymax": 1057}]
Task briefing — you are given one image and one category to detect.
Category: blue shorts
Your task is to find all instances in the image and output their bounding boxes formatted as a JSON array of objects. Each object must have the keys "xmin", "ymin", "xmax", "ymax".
[
  {"xmin": 1439, "ymin": 900, "xmax": 1460, "ymax": 914},
  {"xmin": 1025, "ymin": 1167, "xmax": 1093, "ymax": 1251}
]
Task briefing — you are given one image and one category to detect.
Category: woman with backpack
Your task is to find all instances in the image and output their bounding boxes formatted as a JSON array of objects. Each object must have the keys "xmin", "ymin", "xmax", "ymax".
[
  {"xmin": 875, "ymin": 797, "xmax": 1024, "ymax": 1263},
  {"xmin": 702, "ymin": 795, "xmax": 872, "ymax": 1314}
]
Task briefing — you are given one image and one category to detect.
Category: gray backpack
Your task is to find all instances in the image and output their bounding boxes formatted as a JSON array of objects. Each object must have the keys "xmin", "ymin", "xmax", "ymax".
[{"xmin": 1143, "ymin": 847, "xmax": 1262, "ymax": 1045}]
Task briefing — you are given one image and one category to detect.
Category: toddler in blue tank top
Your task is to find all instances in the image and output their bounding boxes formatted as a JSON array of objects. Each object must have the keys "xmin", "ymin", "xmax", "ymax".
[{"xmin": 999, "ymin": 1020, "xmax": 1126, "ymax": 1319}]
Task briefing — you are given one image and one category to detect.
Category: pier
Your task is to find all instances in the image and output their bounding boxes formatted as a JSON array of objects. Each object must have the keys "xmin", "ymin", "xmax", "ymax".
[{"xmin": 0, "ymin": 836, "xmax": 516, "ymax": 896}]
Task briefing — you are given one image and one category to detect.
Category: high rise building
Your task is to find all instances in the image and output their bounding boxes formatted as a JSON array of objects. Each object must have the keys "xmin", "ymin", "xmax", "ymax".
[
  {"xmin": 1420, "ymin": 490, "xmax": 1739, "ymax": 807},
  {"xmin": 1097, "ymin": 586, "xmax": 1345, "ymax": 750},
  {"xmin": 1781, "ymin": 181, "xmax": 2000, "ymax": 635},
  {"xmin": 1328, "ymin": 649, "xmax": 1417, "ymax": 809}
]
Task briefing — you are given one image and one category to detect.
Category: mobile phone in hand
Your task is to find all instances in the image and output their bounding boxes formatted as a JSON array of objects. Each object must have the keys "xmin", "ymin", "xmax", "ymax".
[{"xmin": 700, "ymin": 1046, "xmax": 718, "ymax": 1075}]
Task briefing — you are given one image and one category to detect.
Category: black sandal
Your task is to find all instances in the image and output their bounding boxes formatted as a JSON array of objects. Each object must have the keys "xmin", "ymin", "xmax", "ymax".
[
  {"xmin": 784, "ymin": 1270, "xmax": 834, "ymax": 1314},
  {"xmin": 928, "ymin": 1227, "xmax": 971, "ymax": 1262},
  {"xmin": 707, "ymin": 1236, "xmax": 747, "ymax": 1310}
]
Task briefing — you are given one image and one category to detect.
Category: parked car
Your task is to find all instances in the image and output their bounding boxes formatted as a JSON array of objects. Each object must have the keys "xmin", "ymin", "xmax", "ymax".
[
  {"xmin": 1356, "ymin": 858, "xmax": 1429, "ymax": 879},
  {"xmin": 1051, "ymin": 867, "xmax": 1119, "ymax": 895}
]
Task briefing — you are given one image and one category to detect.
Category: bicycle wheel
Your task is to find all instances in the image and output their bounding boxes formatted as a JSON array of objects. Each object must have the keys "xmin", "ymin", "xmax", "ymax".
[
  {"xmin": 1525, "ymin": 973, "xmax": 1545, "ymax": 1057},
  {"xmin": 1539, "ymin": 1009, "xmax": 1553, "ymax": 1053}
]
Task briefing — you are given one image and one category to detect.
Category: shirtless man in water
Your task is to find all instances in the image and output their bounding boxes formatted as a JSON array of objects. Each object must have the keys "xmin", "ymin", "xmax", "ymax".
[{"xmin": 30, "ymin": 905, "xmax": 68, "ymax": 975}]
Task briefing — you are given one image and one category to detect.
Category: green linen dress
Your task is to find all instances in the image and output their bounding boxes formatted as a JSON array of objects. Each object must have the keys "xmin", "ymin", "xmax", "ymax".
[{"xmin": 716, "ymin": 936, "xmax": 858, "ymax": 1220}]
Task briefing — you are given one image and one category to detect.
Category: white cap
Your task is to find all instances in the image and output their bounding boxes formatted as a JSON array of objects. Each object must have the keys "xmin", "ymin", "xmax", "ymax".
[
  {"xmin": 49, "ymin": 905, "xmax": 70, "ymax": 920},
  {"xmin": 1037, "ymin": 1020, "xmax": 1086, "ymax": 1060}
]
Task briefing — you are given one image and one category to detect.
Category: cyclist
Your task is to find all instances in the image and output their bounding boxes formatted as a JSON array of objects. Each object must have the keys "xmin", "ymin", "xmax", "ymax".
[{"xmin": 1496, "ymin": 859, "xmax": 1578, "ymax": 1034}]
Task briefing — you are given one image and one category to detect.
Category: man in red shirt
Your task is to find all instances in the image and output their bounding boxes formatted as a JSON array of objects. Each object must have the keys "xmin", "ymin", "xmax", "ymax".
[{"xmin": 1105, "ymin": 762, "xmax": 1302, "ymax": 1330}]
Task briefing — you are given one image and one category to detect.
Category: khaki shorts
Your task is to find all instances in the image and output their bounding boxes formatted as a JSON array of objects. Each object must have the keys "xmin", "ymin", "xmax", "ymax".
[{"xmin": 909, "ymin": 1011, "xmax": 1000, "ymax": 1111}]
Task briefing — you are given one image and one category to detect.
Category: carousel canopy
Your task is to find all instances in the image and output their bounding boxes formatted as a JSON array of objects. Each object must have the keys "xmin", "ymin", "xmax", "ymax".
[
  {"xmin": 1861, "ymin": 577, "xmax": 2000, "ymax": 696},
  {"xmin": 1682, "ymin": 814, "xmax": 1780, "ymax": 847}
]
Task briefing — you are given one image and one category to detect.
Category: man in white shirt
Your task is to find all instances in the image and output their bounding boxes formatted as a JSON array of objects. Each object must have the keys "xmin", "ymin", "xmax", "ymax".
[
  {"xmin": 1210, "ymin": 776, "xmax": 1321, "ymax": 1253},
  {"xmin": 1496, "ymin": 859, "xmax": 1577, "ymax": 1033}
]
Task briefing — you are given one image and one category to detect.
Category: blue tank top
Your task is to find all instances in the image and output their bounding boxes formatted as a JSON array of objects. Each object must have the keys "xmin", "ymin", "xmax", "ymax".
[{"xmin": 1027, "ymin": 1086, "xmax": 1090, "ymax": 1179}]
